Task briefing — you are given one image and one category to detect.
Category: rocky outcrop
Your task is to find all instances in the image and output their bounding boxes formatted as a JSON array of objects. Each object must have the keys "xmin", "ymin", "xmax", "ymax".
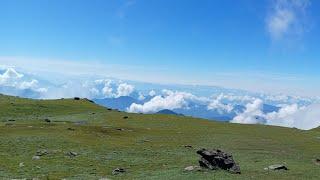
[{"xmin": 196, "ymin": 148, "xmax": 241, "ymax": 174}]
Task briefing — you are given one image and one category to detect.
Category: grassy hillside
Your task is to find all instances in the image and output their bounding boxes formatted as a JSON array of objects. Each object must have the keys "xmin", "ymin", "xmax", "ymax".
[{"xmin": 0, "ymin": 94, "xmax": 319, "ymax": 179}]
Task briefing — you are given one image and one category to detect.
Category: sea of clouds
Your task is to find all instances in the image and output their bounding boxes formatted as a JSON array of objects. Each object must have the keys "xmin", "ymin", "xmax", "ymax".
[{"xmin": 0, "ymin": 67, "xmax": 319, "ymax": 130}]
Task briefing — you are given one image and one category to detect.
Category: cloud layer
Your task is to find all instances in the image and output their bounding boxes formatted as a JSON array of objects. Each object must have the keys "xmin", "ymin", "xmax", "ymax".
[
  {"xmin": 0, "ymin": 68, "xmax": 47, "ymax": 98},
  {"xmin": 231, "ymin": 98, "xmax": 320, "ymax": 130},
  {"xmin": 1, "ymin": 67, "xmax": 319, "ymax": 130}
]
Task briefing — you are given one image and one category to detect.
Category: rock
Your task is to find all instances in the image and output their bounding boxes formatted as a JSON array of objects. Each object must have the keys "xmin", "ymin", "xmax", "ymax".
[
  {"xmin": 313, "ymin": 158, "xmax": 320, "ymax": 165},
  {"xmin": 123, "ymin": 116, "xmax": 129, "ymax": 119},
  {"xmin": 44, "ymin": 118, "xmax": 51, "ymax": 123},
  {"xmin": 67, "ymin": 127, "xmax": 75, "ymax": 131},
  {"xmin": 36, "ymin": 149, "xmax": 49, "ymax": 156},
  {"xmin": 66, "ymin": 151, "xmax": 78, "ymax": 157},
  {"xmin": 264, "ymin": 164, "xmax": 288, "ymax": 171},
  {"xmin": 196, "ymin": 148, "xmax": 241, "ymax": 174},
  {"xmin": 116, "ymin": 128, "xmax": 125, "ymax": 131},
  {"xmin": 184, "ymin": 145, "xmax": 193, "ymax": 148},
  {"xmin": 184, "ymin": 165, "xmax": 201, "ymax": 171},
  {"xmin": 32, "ymin": 155, "xmax": 41, "ymax": 160},
  {"xmin": 19, "ymin": 162, "xmax": 24, "ymax": 167},
  {"xmin": 74, "ymin": 97, "xmax": 80, "ymax": 100},
  {"xmin": 112, "ymin": 168, "xmax": 126, "ymax": 175},
  {"xmin": 74, "ymin": 121, "xmax": 87, "ymax": 125}
]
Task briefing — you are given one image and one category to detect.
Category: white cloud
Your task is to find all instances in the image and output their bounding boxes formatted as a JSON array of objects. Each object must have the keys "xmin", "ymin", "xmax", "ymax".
[
  {"xmin": 128, "ymin": 90, "xmax": 200, "ymax": 113},
  {"xmin": 0, "ymin": 68, "xmax": 24, "ymax": 85},
  {"xmin": 138, "ymin": 92, "xmax": 145, "ymax": 101},
  {"xmin": 19, "ymin": 79, "xmax": 39, "ymax": 89},
  {"xmin": 0, "ymin": 68, "xmax": 47, "ymax": 95},
  {"xmin": 89, "ymin": 88, "xmax": 100, "ymax": 96},
  {"xmin": 231, "ymin": 99, "xmax": 265, "ymax": 124},
  {"xmin": 207, "ymin": 94, "xmax": 234, "ymax": 113},
  {"xmin": 116, "ymin": 83, "xmax": 134, "ymax": 97},
  {"xmin": 265, "ymin": 103, "xmax": 320, "ymax": 130},
  {"xmin": 266, "ymin": 0, "xmax": 310, "ymax": 41},
  {"xmin": 232, "ymin": 98, "xmax": 320, "ymax": 130},
  {"xmin": 102, "ymin": 86, "xmax": 113, "ymax": 98},
  {"xmin": 149, "ymin": 90, "xmax": 156, "ymax": 96}
]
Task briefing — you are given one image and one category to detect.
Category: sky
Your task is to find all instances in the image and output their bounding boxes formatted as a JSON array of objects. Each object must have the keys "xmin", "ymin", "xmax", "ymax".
[{"xmin": 0, "ymin": 0, "xmax": 319, "ymax": 96}]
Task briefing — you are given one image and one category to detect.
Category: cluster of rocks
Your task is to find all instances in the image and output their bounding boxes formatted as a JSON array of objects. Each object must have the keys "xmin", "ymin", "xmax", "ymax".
[
  {"xmin": 32, "ymin": 149, "xmax": 49, "ymax": 160},
  {"xmin": 196, "ymin": 148, "xmax": 241, "ymax": 174},
  {"xmin": 184, "ymin": 148, "xmax": 294, "ymax": 174}
]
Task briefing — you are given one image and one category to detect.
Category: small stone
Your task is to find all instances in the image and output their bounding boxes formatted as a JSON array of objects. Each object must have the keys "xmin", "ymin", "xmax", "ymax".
[
  {"xmin": 67, "ymin": 127, "xmax": 75, "ymax": 131},
  {"xmin": 184, "ymin": 145, "xmax": 193, "ymax": 148},
  {"xmin": 44, "ymin": 118, "xmax": 51, "ymax": 123},
  {"xmin": 112, "ymin": 168, "xmax": 126, "ymax": 175},
  {"xmin": 36, "ymin": 149, "xmax": 49, "ymax": 156},
  {"xmin": 32, "ymin": 155, "xmax": 41, "ymax": 160},
  {"xmin": 265, "ymin": 164, "xmax": 288, "ymax": 171},
  {"xmin": 19, "ymin": 162, "xmax": 24, "ymax": 167},
  {"xmin": 74, "ymin": 121, "xmax": 87, "ymax": 125},
  {"xmin": 184, "ymin": 166, "xmax": 201, "ymax": 171},
  {"xmin": 66, "ymin": 151, "xmax": 78, "ymax": 157},
  {"xmin": 313, "ymin": 158, "xmax": 320, "ymax": 165},
  {"xmin": 116, "ymin": 128, "xmax": 125, "ymax": 131}
]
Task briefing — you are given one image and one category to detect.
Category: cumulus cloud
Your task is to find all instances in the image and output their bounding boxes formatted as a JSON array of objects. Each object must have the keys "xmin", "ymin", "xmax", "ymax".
[
  {"xmin": 149, "ymin": 90, "xmax": 156, "ymax": 96},
  {"xmin": 232, "ymin": 98, "xmax": 320, "ymax": 130},
  {"xmin": 231, "ymin": 99, "xmax": 265, "ymax": 124},
  {"xmin": 138, "ymin": 92, "xmax": 145, "ymax": 101},
  {"xmin": 207, "ymin": 94, "xmax": 234, "ymax": 113},
  {"xmin": 128, "ymin": 90, "xmax": 201, "ymax": 113},
  {"xmin": 0, "ymin": 68, "xmax": 24, "ymax": 85},
  {"xmin": 264, "ymin": 103, "xmax": 320, "ymax": 130},
  {"xmin": 266, "ymin": 0, "xmax": 310, "ymax": 41},
  {"xmin": 116, "ymin": 83, "xmax": 134, "ymax": 97},
  {"xmin": 19, "ymin": 79, "xmax": 38, "ymax": 89},
  {"xmin": 102, "ymin": 86, "xmax": 113, "ymax": 97},
  {"xmin": 89, "ymin": 88, "xmax": 100, "ymax": 96},
  {"xmin": 0, "ymin": 68, "xmax": 48, "ymax": 96}
]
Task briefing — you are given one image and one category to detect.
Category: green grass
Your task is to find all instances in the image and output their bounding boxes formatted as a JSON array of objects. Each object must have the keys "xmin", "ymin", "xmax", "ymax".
[{"xmin": 0, "ymin": 94, "xmax": 319, "ymax": 179}]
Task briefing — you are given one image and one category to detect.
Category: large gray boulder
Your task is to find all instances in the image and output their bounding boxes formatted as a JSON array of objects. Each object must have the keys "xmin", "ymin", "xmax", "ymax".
[{"xmin": 197, "ymin": 148, "xmax": 241, "ymax": 174}]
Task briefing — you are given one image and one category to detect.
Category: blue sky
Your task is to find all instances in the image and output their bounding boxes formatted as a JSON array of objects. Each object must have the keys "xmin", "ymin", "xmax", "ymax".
[{"xmin": 0, "ymin": 0, "xmax": 319, "ymax": 96}]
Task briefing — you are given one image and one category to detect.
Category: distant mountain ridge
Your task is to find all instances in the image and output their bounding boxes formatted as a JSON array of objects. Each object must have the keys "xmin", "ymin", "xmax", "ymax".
[
  {"xmin": 156, "ymin": 109, "xmax": 184, "ymax": 116},
  {"xmin": 94, "ymin": 96, "xmax": 140, "ymax": 111}
]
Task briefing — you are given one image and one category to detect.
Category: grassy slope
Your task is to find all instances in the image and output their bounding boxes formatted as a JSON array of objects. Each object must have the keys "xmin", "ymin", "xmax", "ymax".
[{"xmin": 0, "ymin": 94, "xmax": 319, "ymax": 180}]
